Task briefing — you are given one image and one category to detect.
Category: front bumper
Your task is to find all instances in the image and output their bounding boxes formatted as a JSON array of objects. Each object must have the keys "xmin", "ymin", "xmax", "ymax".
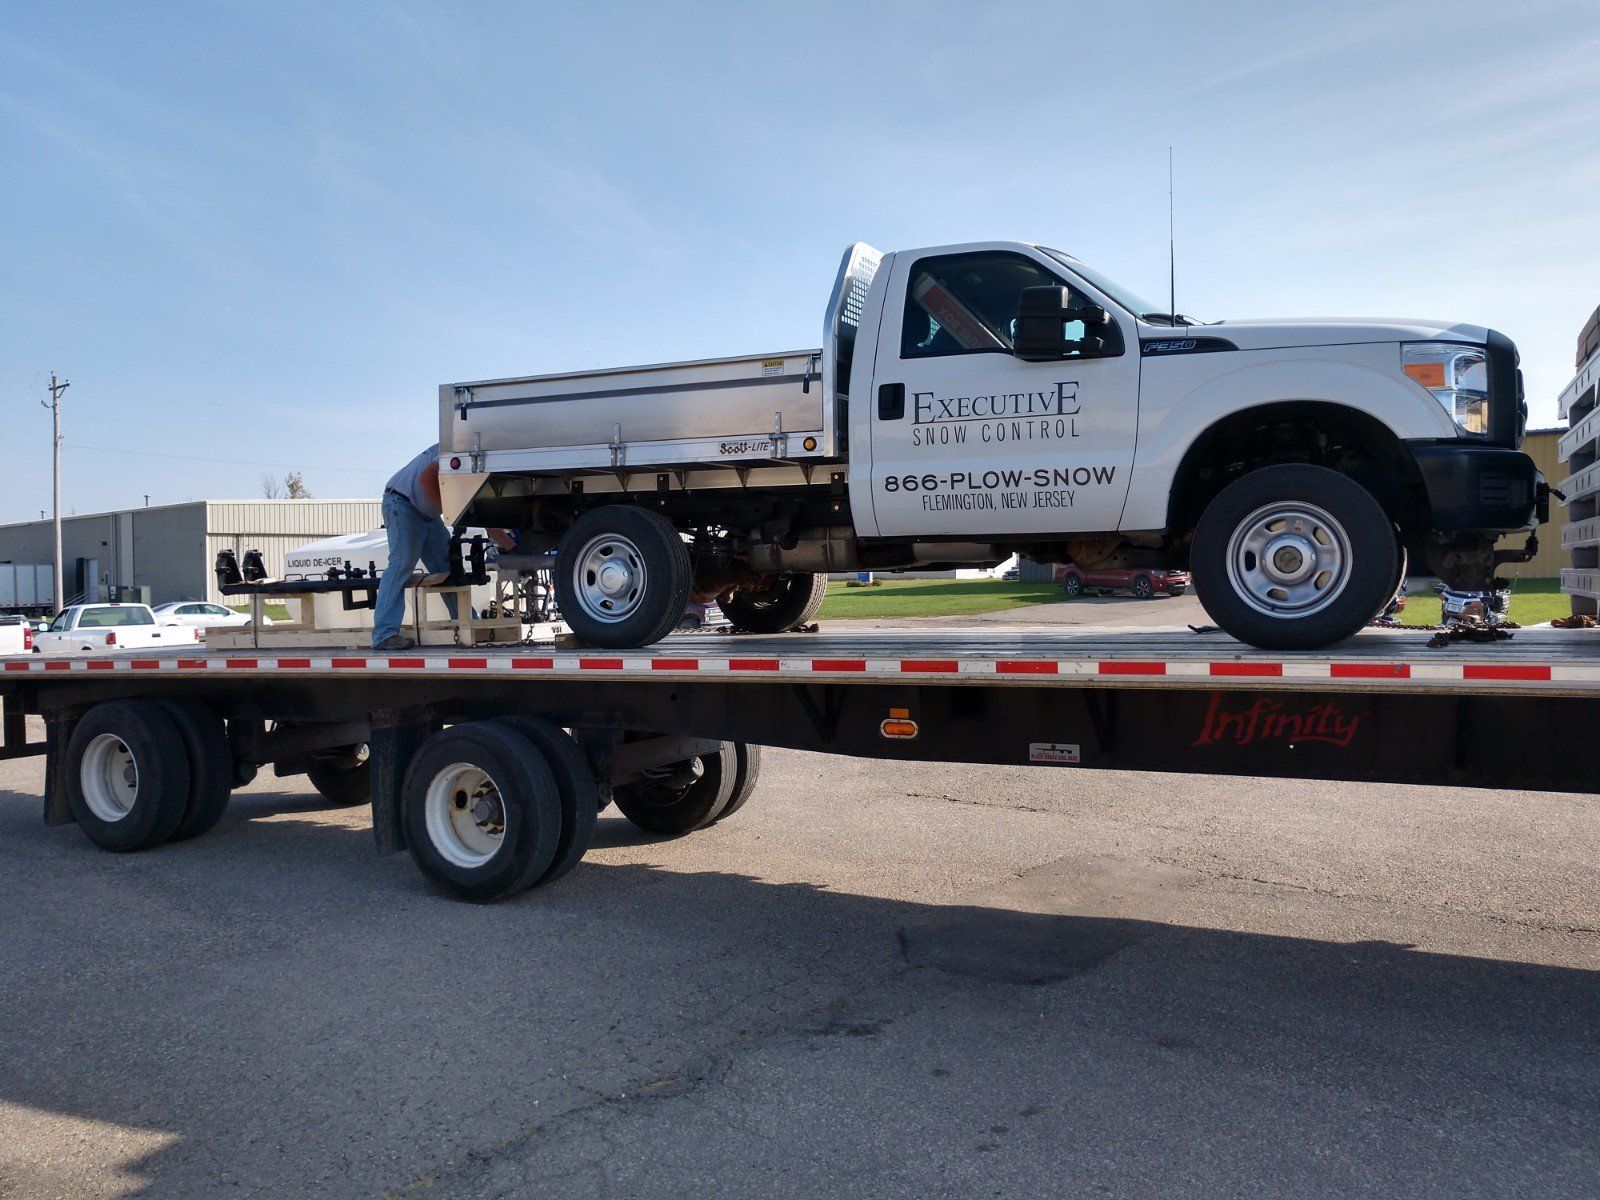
[{"xmin": 1407, "ymin": 441, "xmax": 1544, "ymax": 534}]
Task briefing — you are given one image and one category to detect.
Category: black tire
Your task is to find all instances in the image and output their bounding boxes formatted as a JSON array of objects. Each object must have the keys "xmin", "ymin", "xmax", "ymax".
[
  {"xmin": 554, "ymin": 506, "xmax": 691, "ymax": 649},
  {"xmin": 1191, "ymin": 464, "xmax": 1397, "ymax": 651},
  {"xmin": 1132, "ymin": 575, "xmax": 1155, "ymax": 600},
  {"xmin": 66, "ymin": 701, "xmax": 191, "ymax": 852},
  {"xmin": 401, "ymin": 722, "xmax": 564, "ymax": 902},
  {"xmin": 493, "ymin": 715, "xmax": 598, "ymax": 885},
  {"xmin": 154, "ymin": 700, "xmax": 234, "ymax": 842},
  {"xmin": 714, "ymin": 743, "xmax": 762, "ymax": 822},
  {"xmin": 720, "ymin": 574, "xmax": 827, "ymax": 634},
  {"xmin": 1062, "ymin": 575, "xmax": 1084, "ymax": 598},
  {"xmin": 306, "ymin": 746, "xmax": 371, "ymax": 807},
  {"xmin": 612, "ymin": 741, "xmax": 737, "ymax": 835},
  {"xmin": 1168, "ymin": 587, "xmax": 1187, "ymax": 597}
]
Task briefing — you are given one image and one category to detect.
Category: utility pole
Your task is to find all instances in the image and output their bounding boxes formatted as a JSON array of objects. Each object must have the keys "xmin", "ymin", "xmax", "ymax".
[{"xmin": 42, "ymin": 374, "xmax": 68, "ymax": 613}]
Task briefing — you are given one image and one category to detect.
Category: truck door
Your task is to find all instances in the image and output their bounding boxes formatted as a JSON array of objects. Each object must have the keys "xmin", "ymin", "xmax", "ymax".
[{"xmin": 859, "ymin": 248, "xmax": 1139, "ymax": 538}]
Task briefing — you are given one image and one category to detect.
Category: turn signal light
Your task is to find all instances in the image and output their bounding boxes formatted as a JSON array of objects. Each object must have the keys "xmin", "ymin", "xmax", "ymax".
[
  {"xmin": 1403, "ymin": 361, "xmax": 1446, "ymax": 389},
  {"xmin": 879, "ymin": 707, "xmax": 919, "ymax": 739}
]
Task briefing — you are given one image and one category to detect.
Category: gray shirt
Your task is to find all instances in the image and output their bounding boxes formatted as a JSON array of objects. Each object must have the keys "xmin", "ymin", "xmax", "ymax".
[{"xmin": 386, "ymin": 444, "xmax": 442, "ymax": 518}]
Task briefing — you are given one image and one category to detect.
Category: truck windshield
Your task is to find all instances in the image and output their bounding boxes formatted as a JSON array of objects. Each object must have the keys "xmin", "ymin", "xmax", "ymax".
[{"xmin": 1036, "ymin": 248, "xmax": 1170, "ymax": 322}]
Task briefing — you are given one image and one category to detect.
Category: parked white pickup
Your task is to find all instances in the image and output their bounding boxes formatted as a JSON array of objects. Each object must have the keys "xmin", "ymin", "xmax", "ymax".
[
  {"xmin": 33, "ymin": 604, "xmax": 200, "ymax": 655},
  {"xmin": 439, "ymin": 240, "xmax": 1545, "ymax": 651}
]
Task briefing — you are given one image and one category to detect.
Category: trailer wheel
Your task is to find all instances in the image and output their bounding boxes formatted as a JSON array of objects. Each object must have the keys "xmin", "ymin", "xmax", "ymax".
[
  {"xmin": 493, "ymin": 715, "xmax": 598, "ymax": 884},
  {"xmin": 154, "ymin": 700, "xmax": 234, "ymax": 842},
  {"xmin": 1191, "ymin": 464, "xmax": 1397, "ymax": 651},
  {"xmin": 306, "ymin": 745, "xmax": 371, "ymax": 807},
  {"xmin": 713, "ymin": 743, "xmax": 762, "ymax": 823},
  {"xmin": 555, "ymin": 506, "xmax": 691, "ymax": 649},
  {"xmin": 612, "ymin": 741, "xmax": 737, "ymax": 835},
  {"xmin": 66, "ymin": 701, "xmax": 191, "ymax": 852},
  {"xmin": 720, "ymin": 573, "xmax": 827, "ymax": 634},
  {"xmin": 401, "ymin": 722, "xmax": 563, "ymax": 902}
]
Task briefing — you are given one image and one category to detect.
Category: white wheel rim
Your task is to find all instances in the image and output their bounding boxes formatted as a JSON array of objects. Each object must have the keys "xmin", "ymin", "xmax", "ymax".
[
  {"xmin": 1225, "ymin": 500, "xmax": 1352, "ymax": 618},
  {"xmin": 572, "ymin": 532, "xmax": 647, "ymax": 625},
  {"xmin": 80, "ymin": 732, "xmax": 139, "ymax": 823},
  {"xmin": 424, "ymin": 762, "xmax": 507, "ymax": 868}
]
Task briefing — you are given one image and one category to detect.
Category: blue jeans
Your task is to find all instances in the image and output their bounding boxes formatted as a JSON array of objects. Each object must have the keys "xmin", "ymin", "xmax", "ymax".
[{"xmin": 372, "ymin": 491, "xmax": 456, "ymax": 646}]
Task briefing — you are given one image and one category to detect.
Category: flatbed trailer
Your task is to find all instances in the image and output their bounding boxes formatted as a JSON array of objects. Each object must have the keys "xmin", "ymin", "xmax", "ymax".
[{"xmin": 3, "ymin": 625, "xmax": 1596, "ymax": 901}]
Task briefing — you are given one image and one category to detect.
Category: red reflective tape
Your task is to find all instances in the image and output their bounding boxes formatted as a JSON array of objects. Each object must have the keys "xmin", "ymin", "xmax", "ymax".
[
  {"xmin": 277, "ymin": 658, "xmax": 311, "ymax": 669},
  {"xmin": 448, "ymin": 657, "xmax": 489, "ymax": 669},
  {"xmin": 129, "ymin": 659, "xmax": 161, "ymax": 670},
  {"xmin": 331, "ymin": 657, "xmax": 368, "ymax": 669},
  {"xmin": 1464, "ymin": 663, "xmax": 1550, "ymax": 682},
  {"xmin": 578, "ymin": 657, "xmax": 624, "ymax": 670},
  {"xmin": 811, "ymin": 658, "xmax": 867, "ymax": 672},
  {"xmin": 225, "ymin": 658, "xmax": 259, "ymax": 669},
  {"xmin": 1210, "ymin": 661, "xmax": 1283, "ymax": 677},
  {"xmin": 729, "ymin": 658, "xmax": 780, "ymax": 671},
  {"xmin": 997, "ymin": 660, "xmax": 1057, "ymax": 675},
  {"xmin": 1330, "ymin": 662, "xmax": 1410, "ymax": 679},
  {"xmin": 86, "ymin": 659, "xmax": 116, "ymax": 671},
  {"xmin": 1098, "ymin": 660, "xmax": 1166, "ymax": 675},
  {"xmin": 900, "ymin": 659, "xmax": 959, "ymax": 673},
  {"xmin": 43, "ymin": 660, "xmax": 71, "ymax": 671},
  {"xmin": 177, "ymin": 659, "xmax": 208, "ymax": 670},
  {"xmin": 511, "ymin": 657, "xmax": 554, "ymax": 670},
  {"xmin": 650, "ymin": 658, "xmax": 700, "ymax": 671},
  {"xmin": 4, "ymin": 661, "xmax": 31, "ymax": 672},
  {"xmin": 386, "ymin": 656, "xmax": 426, "ymax": 669}
]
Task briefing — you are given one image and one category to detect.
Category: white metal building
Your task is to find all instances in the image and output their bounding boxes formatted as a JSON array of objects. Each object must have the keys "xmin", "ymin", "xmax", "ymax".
[{"xmin": 0, "ymin": 500, "xmax": 382, "ymax": 607}]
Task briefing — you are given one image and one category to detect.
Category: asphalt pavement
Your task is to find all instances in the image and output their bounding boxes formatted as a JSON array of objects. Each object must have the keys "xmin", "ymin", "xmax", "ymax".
[{"xmin": 1, "ymin": 633, "xmax": 1597, "ymax": 1198}]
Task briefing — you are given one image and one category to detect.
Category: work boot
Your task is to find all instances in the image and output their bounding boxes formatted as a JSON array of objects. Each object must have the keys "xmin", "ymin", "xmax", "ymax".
[{"xmin": 372, "ymin": 634, "xmax": 416, "ymax": 651}]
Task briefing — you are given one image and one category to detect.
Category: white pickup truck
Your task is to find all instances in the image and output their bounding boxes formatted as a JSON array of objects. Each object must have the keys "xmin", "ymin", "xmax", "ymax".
[
  {"xmin": 33, "ymin": 603, "xmax": 200, "ymax": 655},
  {"xmin": 439, "ymin": 241, "xmax": 1544, "ymax": 650}
]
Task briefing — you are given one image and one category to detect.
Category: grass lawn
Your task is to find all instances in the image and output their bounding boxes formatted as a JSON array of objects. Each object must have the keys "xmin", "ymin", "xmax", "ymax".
[
  {"xmin": 1396, "ymin": 577, "xmax": 1569, "ymax": 627},
  {"xmin": 229, "ymin": 603, "xmax": 295, "ymax": 622},
  {"xmin": 817, "ymin": 579, "xmax": 1064, "ymax": 621}
]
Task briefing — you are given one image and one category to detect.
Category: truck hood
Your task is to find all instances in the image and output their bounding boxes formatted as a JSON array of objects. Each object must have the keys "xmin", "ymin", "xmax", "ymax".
[{"xmin": 1185, "ymin": 318, "xmax": 1491, "ymax": 352}]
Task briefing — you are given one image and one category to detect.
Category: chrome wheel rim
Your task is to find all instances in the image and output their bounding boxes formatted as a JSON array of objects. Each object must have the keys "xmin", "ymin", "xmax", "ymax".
[
  {"xmin": 81, "ymin": 733, "xmax": 139, "ymax": 823},
  {"xmin": 424, "ymin": 762, "xmax": 506, "ymax": 868},
  {"xmin": 1225, "ymin": 501, "xmax": 1352, "ymax": 618},
  {"xmin": 572, "ymin": 533, "xmax": 647, "ymax": 625}
]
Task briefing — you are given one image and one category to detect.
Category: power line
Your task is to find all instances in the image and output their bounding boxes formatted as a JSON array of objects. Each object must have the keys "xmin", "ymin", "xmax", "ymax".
[{"xmin": 65, "ymin": 441, "xmax": 387, "ymax": 475}]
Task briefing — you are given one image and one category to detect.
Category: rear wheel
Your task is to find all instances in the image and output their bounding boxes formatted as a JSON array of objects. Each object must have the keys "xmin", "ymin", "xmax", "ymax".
[
  {"xmin": 402, "ymin": 722, "xmax": 564, "ymax": 902},
  {"xmin": 555, "ymin": 506, "xmax": 691, "ymax": 649},
  {"xmin": 613, "ymin": 741, "xmax": 737, "ymax": 835},
  {"xmin": 720, "ymin": 574, "xmax": 827, "ymax": 634},
  {"xmin": 715, "ymin": 743, "xmax": 763, "ymax": 822},
  {"xmin": 306, "ymin": 745, "xmax": 371, "ymax": 807},
  {"xmin": 66, "ymin": 701, "xmax": 191, "ymax": 852},
  {"xmin": 155, "ymin": 700, "xmax": 234, "ymax": 842},
  {"xmin": 493, "ymin": 715, "xmax": 598, "ymax": 885},
  {"xmin": 1191, "ymin": 464, "xmax": 1397, "ymax": 651}
]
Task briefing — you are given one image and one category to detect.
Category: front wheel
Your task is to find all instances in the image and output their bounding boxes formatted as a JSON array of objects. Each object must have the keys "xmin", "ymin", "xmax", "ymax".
[
  {"xmin": 1061, "ymin": 575, "xmax": 1084, "ymax": 598},
  {"xmin": 1190, "ymin": 464, "xmax": 1397, "ymax": 651},
  {"xmin": 720, "ymin": 573, "xmax": 827, "ymax": 634},
  {"xmin": 1132, "ymin": 575, "xmax": 1154, "ymax": 600}
]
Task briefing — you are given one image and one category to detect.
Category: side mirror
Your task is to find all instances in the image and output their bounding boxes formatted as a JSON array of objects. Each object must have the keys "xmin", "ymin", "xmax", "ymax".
[{"xmin": 1013, "ymin": 286, "xmax": 1114, "ymax": 362}]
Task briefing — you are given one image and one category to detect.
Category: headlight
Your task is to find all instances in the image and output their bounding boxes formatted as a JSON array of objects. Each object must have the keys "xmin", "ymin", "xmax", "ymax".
[{"xmin": 1402, "ymin": 343, "xmax": 1489, "ymax": 435}]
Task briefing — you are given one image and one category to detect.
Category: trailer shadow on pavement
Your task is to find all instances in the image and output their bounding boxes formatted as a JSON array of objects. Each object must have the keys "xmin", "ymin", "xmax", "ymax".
[{"xmin": 1, "ymin": 775, "xmax": 1596, "ymax": 1200}]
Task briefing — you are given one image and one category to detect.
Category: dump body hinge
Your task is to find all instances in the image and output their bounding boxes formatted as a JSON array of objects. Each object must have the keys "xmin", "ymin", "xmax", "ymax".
[
  {"xmin": 609, "ymin": 422, "xmax": 626, "ymax": 469},
  {"xmin": 454, "ymin": 385, "xmax": 475, "ymax": 421}
]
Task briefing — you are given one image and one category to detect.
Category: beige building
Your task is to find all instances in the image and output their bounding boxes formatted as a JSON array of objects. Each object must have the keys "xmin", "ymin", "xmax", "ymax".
[
  {"xmin": 0, "ymin": 500, "xmax": 382, "ymax": 606},
  {"xmin": 1502, "ymin": 428, "xmax": 1565, "ymax": 580}
]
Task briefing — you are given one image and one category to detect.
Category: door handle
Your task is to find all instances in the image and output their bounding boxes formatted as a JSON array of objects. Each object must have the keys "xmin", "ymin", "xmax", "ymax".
[{"xmin": 878, "ymin": 383, "xmax": 905, "ymax": 421}]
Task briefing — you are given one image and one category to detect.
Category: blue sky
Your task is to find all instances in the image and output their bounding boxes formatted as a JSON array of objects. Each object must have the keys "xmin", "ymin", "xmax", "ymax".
[{"xmin": 2, "ymin": 0, "xmax": 1597, "ymax": 522}]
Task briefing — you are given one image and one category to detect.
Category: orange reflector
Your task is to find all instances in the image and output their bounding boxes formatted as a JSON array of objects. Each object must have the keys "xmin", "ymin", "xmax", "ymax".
[
  {"xmin": 880, "ymin": 707, "xmax": 919, "ymax": 739},
  {"xmin": 803, "ymin": 436, "xmax": 818, "ymax": 451},
  {"xmin": 1403, "ymin": 361, "xmax": 1445, "ymax": 389}
]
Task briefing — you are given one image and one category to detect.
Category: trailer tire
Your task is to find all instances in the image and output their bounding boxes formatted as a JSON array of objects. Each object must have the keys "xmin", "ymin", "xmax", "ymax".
[
  {"xmin": 555, "ymin": 506, "xmax": 691, "ymax": 649},
  {"xmin": 714, "ymin": 743, "xmax": 762, "ymax": 822},
  {"xmin": 493, "ymin": 715, "xmax": 598, "ymax": 885},
  {"xmin": 1192, "ymin": 464, "xmax": 1397, "ymax": 651},
  {"xmin": 402, "ymin": 722, "xmax": 563, "ymax": 903},
  {"xmin": 66, "ymin": 701, "xmax": 191, "ymax": 852},
  {"xmin": 720, "ymin": 573, "xmax": 827, "ymax": 634},
  {"xmin": 613, "ymin": 741, "xmax": 737, "ymax": 835},
  {"xmin": 306, "ymin": 746, "xmax": 371, "ymax": 808},
  {"xmin": 154, "ymin": 700, "xmax": 234, "ymax": 842}
]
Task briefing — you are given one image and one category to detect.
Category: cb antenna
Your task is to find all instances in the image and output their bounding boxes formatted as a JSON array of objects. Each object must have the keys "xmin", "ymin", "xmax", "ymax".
[{"xmin": 1168, "ymin": 146, "xmax": 1179, "ymax": 327}]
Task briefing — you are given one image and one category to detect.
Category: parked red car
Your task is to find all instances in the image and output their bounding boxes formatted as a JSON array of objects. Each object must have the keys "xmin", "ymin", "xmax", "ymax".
[{"xmin": 1053, "ymin": 564, "xmax": 1189, "ymax": 599}]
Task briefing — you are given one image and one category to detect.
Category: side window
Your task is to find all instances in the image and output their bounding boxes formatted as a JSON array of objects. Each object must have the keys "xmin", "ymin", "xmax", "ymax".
[
  {"xmin": 49, "ymin": 611, "xmax": 71, "ymax": 632},
  {"xmin": 901, "ymin": 252, "xmax": 1085, "ymax": 359}
]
